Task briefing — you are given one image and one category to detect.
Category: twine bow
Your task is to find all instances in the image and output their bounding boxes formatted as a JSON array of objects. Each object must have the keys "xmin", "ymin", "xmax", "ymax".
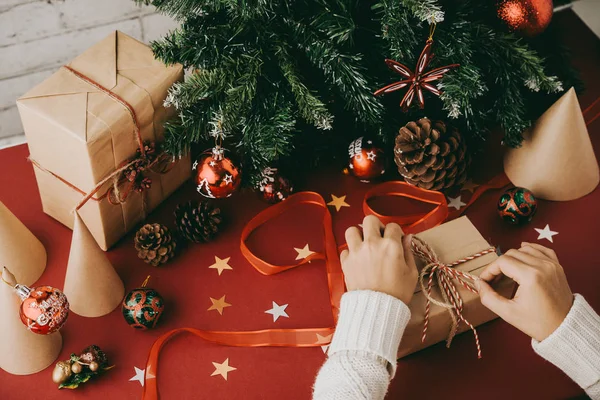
[{"xmin": 411, "ymin": 236, "xmax": 495, "ymax": 359}]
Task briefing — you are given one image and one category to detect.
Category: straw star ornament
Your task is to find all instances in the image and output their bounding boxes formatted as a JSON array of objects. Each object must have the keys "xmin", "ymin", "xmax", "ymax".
[{"xmin": 374, "ymin": 24, "xmax": 459, "ymax": 111}]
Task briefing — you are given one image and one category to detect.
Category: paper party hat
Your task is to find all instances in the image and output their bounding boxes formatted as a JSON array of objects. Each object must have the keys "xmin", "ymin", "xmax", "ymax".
[
  {"xmin": 504, "ymin": 88, "xmax": 599, "ymax": 201},
  {"xmin": 0, "ymin": 268, "xmax": 62, "ymax": 375},
  {"xmin": 0, "ymin": 201, "xmax": 46, "ymax": 286},
  {"xmin": 63, "ymin": 213, "xmax": 124, "ymax": 317}
]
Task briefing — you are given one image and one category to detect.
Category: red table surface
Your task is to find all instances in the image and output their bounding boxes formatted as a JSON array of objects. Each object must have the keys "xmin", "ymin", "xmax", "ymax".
[{"xmin": 1, "ymin": 10, "xmax": 600, "ymax": 400}]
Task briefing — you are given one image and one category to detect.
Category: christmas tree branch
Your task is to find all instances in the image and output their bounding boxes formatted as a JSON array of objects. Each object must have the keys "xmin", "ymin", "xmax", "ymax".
[
  {"xmin": 274, "ymin": 44, "xmax": 333, "ymax": 130},
  {"xmin": 286, "ymin": 18, "xmax": 384, "ymax": 126}
]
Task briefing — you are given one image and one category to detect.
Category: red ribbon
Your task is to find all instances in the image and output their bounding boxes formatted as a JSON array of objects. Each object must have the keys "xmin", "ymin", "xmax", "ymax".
[
  {"xmin": 141, "ymin": 175, "xmax": 511, "ymax": 399},
  {"xmin": 142, "ymin": 192, "xmax": 343, "ymax": 400}
]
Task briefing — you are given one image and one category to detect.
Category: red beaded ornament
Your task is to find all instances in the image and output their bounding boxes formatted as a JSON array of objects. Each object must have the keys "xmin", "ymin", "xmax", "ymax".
[
  {"xmin": 193, "ymin": 145, "xmax": 241, "ymax": 199},
  {"xmin": 15, "ymin": 284, "xmax": 69, "ymax": 335}
]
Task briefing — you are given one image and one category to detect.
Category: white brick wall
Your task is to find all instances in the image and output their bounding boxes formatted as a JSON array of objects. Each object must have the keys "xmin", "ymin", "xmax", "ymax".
[{"xmin": 0, "ymin": 0, "xmax": 179, "ymax": 149}]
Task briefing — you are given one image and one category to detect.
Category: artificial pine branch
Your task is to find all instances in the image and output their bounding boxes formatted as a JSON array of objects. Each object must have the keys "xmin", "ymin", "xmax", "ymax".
[
  {"xmin": 397, "ymin": 0, "xmax": 444, "ymax": 23},
  {"xmin": 275, "ymin": 44, "xmax": 334, "ymax": 130},
  {"xmin": 141, "ymin": 0, "xmax": 579, "ymax": 183}
]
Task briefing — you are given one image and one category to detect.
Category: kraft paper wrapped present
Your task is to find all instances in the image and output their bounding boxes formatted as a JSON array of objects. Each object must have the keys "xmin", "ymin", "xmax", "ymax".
[
  {"xmin": 16, "ymin": 31, "xmax": 191, "ymax": 250},
  {"xmin": 398, "ymin": 216, "xmax": 515, "ymax": 358}
]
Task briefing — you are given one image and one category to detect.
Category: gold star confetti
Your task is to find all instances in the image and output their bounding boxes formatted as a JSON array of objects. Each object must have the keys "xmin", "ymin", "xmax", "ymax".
[
  {"xmin": 211, "ymin": 358, "xmax": 237, "ymax": 380},
  {"xmin": 209, "ymin": 256, "xmax": 233, "ymax": 276},
  {"xmin": 294, "ymin": 244, "xmax": 315, "ymax": 260},
  {"xmin": 327, "ymin": 194, "xmax": 350, "ymax": 212},
  {"xmin": 462, "ymin": 180, "xmax": 479, "ymax": 193},
  {"xmin": 315, "ymin": 333, "xmax": 333, "ymax": 353},
  {"xmin": 208, "ymin": 295, "xmax": 231, "ymax": 315}
]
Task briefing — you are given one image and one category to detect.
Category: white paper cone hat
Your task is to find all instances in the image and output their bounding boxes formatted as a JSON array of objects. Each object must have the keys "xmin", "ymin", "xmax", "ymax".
[
  {"xmin": 0, "ymin": 268, "xmax": 62, "ymax": 375},
  {"xmin": 63, "ymin": 213, "xmax": 124, "ymax": 317},
  {"xmin": 0, "ymin": 201, "xmax": 46, "ymax": 286},
  {"xmin": 504, "ymin": 88, "xmax": 600, "ymax": 201}
]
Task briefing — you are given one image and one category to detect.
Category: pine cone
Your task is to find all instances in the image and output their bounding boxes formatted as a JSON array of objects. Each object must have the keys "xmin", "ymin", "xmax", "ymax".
[
  {"xmin": 174, "ymin": 200, "xmax": 223, "ymax": 243},
  {"xmin": 394, "ymin": 118, "xmax": 469, "ymax": 191},
  {"xmin": 134, "ymin": 223, "xmax": 177, "ymax": 266}
]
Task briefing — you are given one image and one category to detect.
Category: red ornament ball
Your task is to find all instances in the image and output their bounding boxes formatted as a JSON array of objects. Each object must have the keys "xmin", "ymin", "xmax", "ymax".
[
  {"xmin": 15, "ymin": 284, "xmax": 69, "ymax": 335},
  {"xmin": 347, "ymin": 137, "xmax": 386, "ymax": 182},
  {"xmin": 497, "ymin": 187, "xmax": 538, "ymax": 225},
  {"xmin": 193, "ymin": 146, "xmax": 241, "ymax": 199},
  {"xmin": 497, "ymin": 0, "xmax": 553, "ymax": 37},
  {"xmin": 258, "ymin": 168, "xmax": 294, "ymax": 203}
]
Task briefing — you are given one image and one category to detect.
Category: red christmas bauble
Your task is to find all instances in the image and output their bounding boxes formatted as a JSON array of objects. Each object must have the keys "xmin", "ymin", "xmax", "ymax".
[
  {"xmin": 347, "ymin": 137, "xmax": 386, "ymax": 182},
  {"xmin": 497, "ymin": 0, "xmax": 553, "ymax": 37},
  {"xmin": 193, "ymin": 146, "xmax": 241, "ymax": 199},
  {"xmin": 15, "ymin": 284, "xmax": 69, "ymax": 335},
  {"xmin": 258, "ymin": 168, "xmax": 294, "ymax": 203}
]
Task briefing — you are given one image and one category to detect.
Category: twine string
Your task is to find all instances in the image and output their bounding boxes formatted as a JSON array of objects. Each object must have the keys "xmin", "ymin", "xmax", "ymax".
[
  {"xmin": 428, "ymin": 19, "xmax": 436, "ymax": 39},
  {"xmin": 141, "ymin": 275, "xmax": 151, "ymax": 288},
  {"xmin": 1, "ymin": 267, "xmax": 15, "ymax": 287},
  {"xmin": 411, "ymin": 236, "xmax": 495, "ymax": 359}
]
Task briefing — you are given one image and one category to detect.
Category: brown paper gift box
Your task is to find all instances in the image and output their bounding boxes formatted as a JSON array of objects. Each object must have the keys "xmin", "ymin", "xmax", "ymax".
[
  {"xmin": 16, "ymin": 31, "xmax": 191, "ymax": 250},
  {"xmin": 398, "ymin": 216, "xmax": 515, "ymax": 358}
]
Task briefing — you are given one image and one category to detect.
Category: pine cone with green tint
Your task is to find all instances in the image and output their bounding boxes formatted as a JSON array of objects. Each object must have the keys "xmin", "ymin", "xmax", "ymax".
[
  {"xmin": 394, "ymin": 118, "xmax": 469, "ymax": 191},
  {"xmin": 174, "ymin": 200, "xmax": 222, "ymax": 243},
  {"xmin": 134, "ymin": 223, "xmax": 176, "ymax": 266}
]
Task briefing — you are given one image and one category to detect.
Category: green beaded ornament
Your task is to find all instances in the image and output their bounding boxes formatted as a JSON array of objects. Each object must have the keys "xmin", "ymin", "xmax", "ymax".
[
  {"xmin": 497, "ymin": 187, "xmax": 538, "ymax": 225},
  {"xmin": 121, "ymin": 276, "xmax": 164, "ymax": 330}
]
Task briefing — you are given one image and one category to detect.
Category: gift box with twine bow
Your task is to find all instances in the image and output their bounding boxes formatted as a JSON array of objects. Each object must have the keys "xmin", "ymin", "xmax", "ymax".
[
  {"xmin": 17, "ymin": 31, "xmax": 191, "ymax": 250},
  {"xmin": 399, "ymin": 216, "xmax": 516, "ymax": 358}
]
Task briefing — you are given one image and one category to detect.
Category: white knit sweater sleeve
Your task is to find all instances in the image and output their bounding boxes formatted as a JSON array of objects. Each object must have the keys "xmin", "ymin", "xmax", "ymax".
[
  {"xmin": 312, "ymin": 290, "xmax": 411, "ymax": 400},
  {"xmin": 532, "ymin": 294, "xmax": 600, "ymax": 400}
]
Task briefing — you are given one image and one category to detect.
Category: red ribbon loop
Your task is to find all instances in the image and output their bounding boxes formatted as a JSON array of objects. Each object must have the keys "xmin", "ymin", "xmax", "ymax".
[{"xmin": 363, "ymin": 181, "xmax": 449, "ymax": 233}]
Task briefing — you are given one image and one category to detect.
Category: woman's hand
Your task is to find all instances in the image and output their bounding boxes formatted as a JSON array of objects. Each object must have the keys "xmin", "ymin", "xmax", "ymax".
[
  {"xmin": 341, "ymin": 215, "xmax": 418, "ymax": 305},
  {"xmin": 477, "ymin": 242, "xmax": 574, "ymax": 342}
]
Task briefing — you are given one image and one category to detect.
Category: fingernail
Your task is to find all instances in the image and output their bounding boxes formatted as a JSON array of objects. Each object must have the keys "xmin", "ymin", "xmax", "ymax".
[
  {"xmin": 474, "ymin": 278, "xmax": 481, "ymax": 291},
  {"xmin": 521, "ymin": 242, "xmax": 529, "ymax": 247}
]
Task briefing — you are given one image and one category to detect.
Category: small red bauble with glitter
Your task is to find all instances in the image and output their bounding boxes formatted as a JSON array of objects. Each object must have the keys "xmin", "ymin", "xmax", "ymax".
[
  {"xmin": 497, "ymin": 0, "xmax": 553, "ymax": 37},
  {"xmin": 258, "ymin": 167, "xmax": 294, "ymax": 203},
  {"xmin": 15, "ymin": 284, "xmax": 69, "ymax": 335},
  {"xmin": 193, "ymin": 145, "xmax": 241, "ymax": 199},
  {"xmin": 347, "ymin": 137, "xmax": 387, "ymax": 182}
]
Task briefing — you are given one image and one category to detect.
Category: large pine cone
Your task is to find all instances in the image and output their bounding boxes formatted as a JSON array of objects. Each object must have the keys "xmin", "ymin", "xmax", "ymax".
[
  {"xmin": 394, "ymin": 118, "xmax": 469, "ymax": 191},
  {"xmin": 174, "ymin": 200, "xmax": 222, "ymax": 243},
  {"xmin": 134, "ymin": 223, "xmax": 176, "ymax": 266}
]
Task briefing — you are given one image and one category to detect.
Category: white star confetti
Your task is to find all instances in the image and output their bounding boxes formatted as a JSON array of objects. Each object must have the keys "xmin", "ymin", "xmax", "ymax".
[
  {"xmin": 265, "ymin": 301, "xmax": 289, "ymax": 322},
  {"xmin": 447, "ymin": 195, "xmax": 466, "ymax": 210},
  {"xmin": 129, "ymin": 366, "xmax": 146, "ymax": 387},
  {"xmin": 534, "ymin": 224, "xmax": 558, "ymax": 243}
]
